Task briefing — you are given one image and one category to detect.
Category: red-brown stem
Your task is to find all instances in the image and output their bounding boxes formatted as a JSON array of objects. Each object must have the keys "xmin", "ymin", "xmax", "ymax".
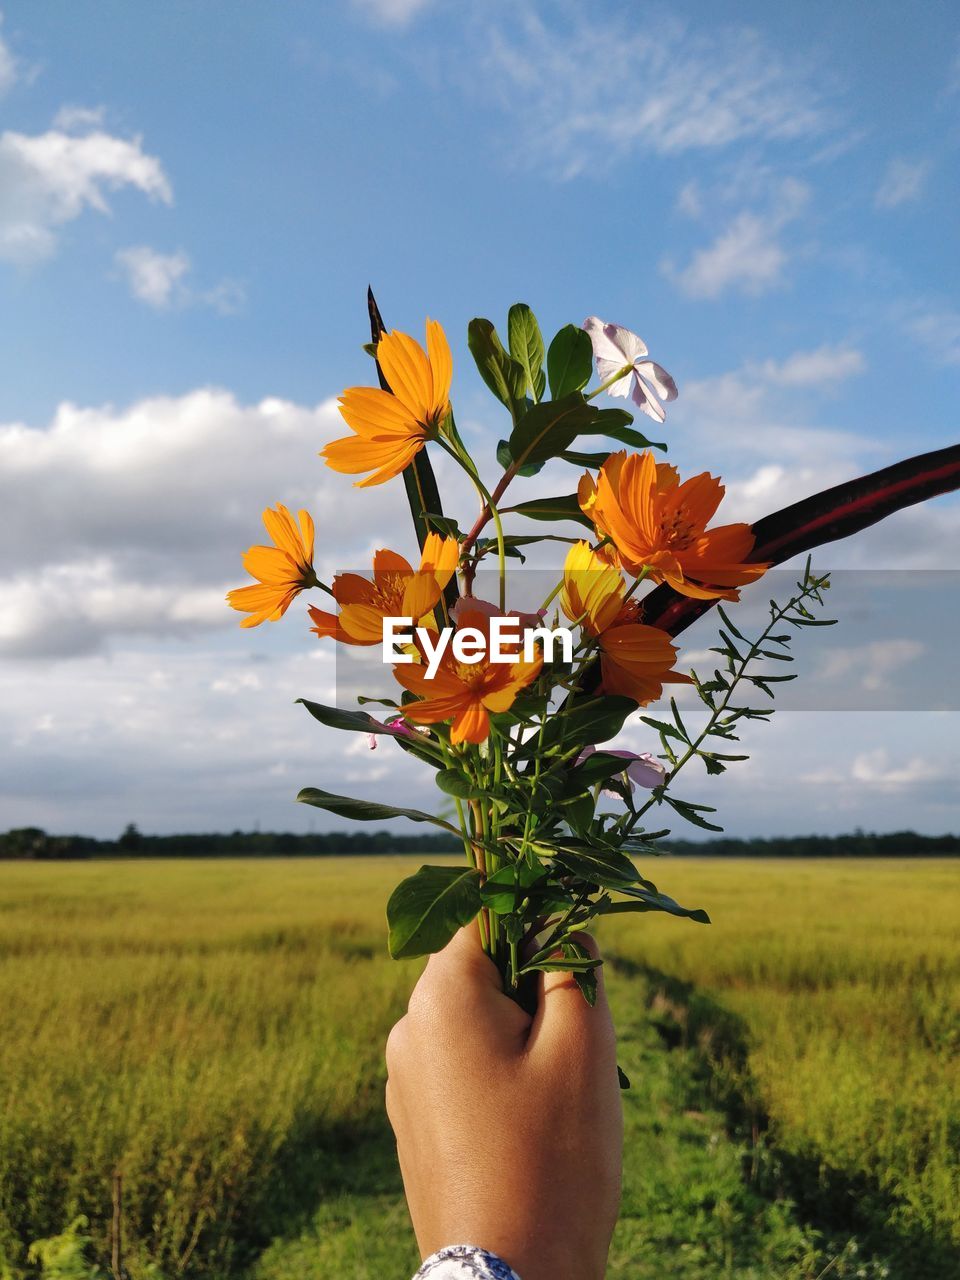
[
  {"xmin": 458, "ymin": 463, "xmax": 520, "ymax": 596},
  {"xmin": 459, "ymin": 464, "xmax": 518, "ymax": 559}
]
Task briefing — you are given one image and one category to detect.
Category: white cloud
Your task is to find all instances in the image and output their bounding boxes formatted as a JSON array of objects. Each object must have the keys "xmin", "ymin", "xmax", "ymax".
[
  {"xmin": 0, "ymin": 388, "xmax": 429, "ymax": 657},
  {"xmin": 875, "ymin": 156, "xmax": 929, "ymax": 209},
  {"xmin": 672, "ymin": 343, "xmax": 873, "ymax": 471},
  {"xmin": 851, "ymin": 749, "xmax": 935, "ymax": 787},
  {"xmin": 480, "ymin": 13, "xmax": 834, "ymax": 179},
  {"xmin": 0, "ymin": 123, "xmax": 172, "ymax": 263},
  {"xmin": 52, "ymin": 104, "xmax": 107, "ymax": 131},
  {"xmin": 817, "ymin": 639, "xmax": 926, "ymax": 692},
  {"xmin": 753, "ymin": 345, "xmax": 866, "ymax": 388},
  {"xmin": 664, "ymin": 177, "xmax": 809, "ymax": 299},
  {"xmin": 0, "ymin": 13, "xmax": 18, "ymax": 95},
  {"xmin": 352, "ymin": 0, "xmax": 433, "ymax": 25},
  {"xmin": 115, "ymin": 245, "xmax": 191, "ymax": 308},
  {"xmin": 904, "ymin": 306, "xmax": 960, "ymax": 366},
  {"xmin": 115, "ymin": 246, "xmax": 245, "ymax": 313}
]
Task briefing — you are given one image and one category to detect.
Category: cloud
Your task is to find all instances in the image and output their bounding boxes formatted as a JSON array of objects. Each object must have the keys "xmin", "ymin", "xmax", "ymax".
[
  {"xmin": 903, "ymin": 306, "xmax": 960, "ymax": 366},
  {"xmin": 672, "ymin": 341, "xmax": 872, "ymax": 470},
  {"xmin": 817, "ymin": 639, "xmax": 926, "ymax": 692},
  {"xmin": 115, "ymin": 245, "xmax": 191, "ymax": 307},
  {"xmin": 0, "ymin": 121, "xmax": 171, "ymax": 263},
  {"xmin": 52, "ymin": 104, "xmax": 107, "ymax": 131},
  {"xmin": 114, "ymin": 245, "xmax": 244, "ymax": 313},
  {"xmin": 875, "ymin": 157, "xmax": 929, "ymax": 208},
  {"xmin": 664, "ymin": 177, "xmax": 809, "ymax": 299},
  {"xmin": 0, "ymin": 388, "xmax": 427, "ymax": 657},
  {"xmin": 849, "ymin": 749, "xmax": 936, "ymax": 788},
  {"xmin": 480, "ymin": 13, "xmax": 834, "ymax": 179},
  {"xmin": 753, "ymin": 345, "xmax": 865, "ymax": 387},
  {"xmin": 0, "ymin": 14, "xmax": 18, "ymax": 95},
  {"xmin": 352, "ymin": 0, "xmax": 434, "ymax": 25}
]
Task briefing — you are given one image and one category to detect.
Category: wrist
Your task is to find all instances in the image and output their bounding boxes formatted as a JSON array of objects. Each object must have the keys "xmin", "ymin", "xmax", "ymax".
[{"xmin": 414, "ymin": 1244, "xmax": 521, "ymax": 1279}]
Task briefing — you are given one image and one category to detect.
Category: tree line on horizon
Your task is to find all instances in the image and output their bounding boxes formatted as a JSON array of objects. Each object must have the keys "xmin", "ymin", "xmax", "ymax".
[{"xmin": 1, "ymin": 823, "xmax": 959, "ymax": 860}]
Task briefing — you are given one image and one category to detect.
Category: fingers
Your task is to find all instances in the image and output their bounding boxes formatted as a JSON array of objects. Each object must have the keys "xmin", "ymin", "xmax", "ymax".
[
  {"xmin": 526, "ymin": 932, "xmax": 617, "ymax": 1067},
  {"xmin": 406, "ymin": 922, "xmax": 532, "ymax": 1050}
]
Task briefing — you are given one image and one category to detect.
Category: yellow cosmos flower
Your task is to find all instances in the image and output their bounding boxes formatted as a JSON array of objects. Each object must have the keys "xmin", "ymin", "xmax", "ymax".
[
  {"xmin": 308, "ymin": 533, "xmax": 459, "ymax": 645},
  {"xmin": 227, "ymin": 504, "xmax": 317, "ymax": 629},
  {"xmin": 562, "ymin": 541, "xmax": 690, "ymax": 706},
  {"xmin": 394, "ymin": 608, "xmax": 542, "ymax": 745},
  {"xmin": 321, "ymin": 319, "xmax": 453, "ymax": 488},
  {"xmin": 579, "ymin": 450, "xmax": 769, "ymax": 601}
]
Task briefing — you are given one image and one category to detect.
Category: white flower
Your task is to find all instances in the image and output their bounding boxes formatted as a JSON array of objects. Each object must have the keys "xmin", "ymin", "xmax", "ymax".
[{"xmin": 582, "ymin": 316, "xmax": 678, "ymax": 423}]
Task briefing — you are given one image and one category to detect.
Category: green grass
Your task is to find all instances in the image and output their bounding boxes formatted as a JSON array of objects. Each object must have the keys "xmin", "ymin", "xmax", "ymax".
[{"xmin": 0, "ymin": 857, "xmax": 957, "ymax": 1280}]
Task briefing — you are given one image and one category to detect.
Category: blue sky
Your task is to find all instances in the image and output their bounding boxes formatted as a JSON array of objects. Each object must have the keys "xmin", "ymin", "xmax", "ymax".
[{"xmin": 1, "ymin": 0, "xmax": 958, "ymax": 839}]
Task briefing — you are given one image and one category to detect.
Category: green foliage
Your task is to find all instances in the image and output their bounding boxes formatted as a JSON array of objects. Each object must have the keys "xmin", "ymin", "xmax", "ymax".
[
  {"xmin": 296, "ymin": 787, "xmax": 459, "ymax": 834},
  {"xmin": 505, "ymin": 392, "xmax": 598, "ymax": 470},
  {"xmin": 506, "ymin": 303, "xmax": 546, "ymax": 403},
  {"xmin": 500, "ymin": 493, "xmax": 593, "ymax": 528},
  {"xmin": 386, "ymin": 864, "xmax": 483, "ymax": 958},
  {"xmin": 1, "ymin": 859, "xmax": 958, "ymax": 1279},
  {"xmin": 546, "ymin": 324, "xmax": 593, "ymax": 399},
  {"xmin": 466, "ymin": 317, "xmax": 527, "ymax": 423},
  {"xmin": 26, "ymin": 1219, "xmax": 103, "ymax": 1280}
]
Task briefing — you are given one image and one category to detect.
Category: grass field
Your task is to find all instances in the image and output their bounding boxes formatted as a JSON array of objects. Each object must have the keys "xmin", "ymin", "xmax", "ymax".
[{"xmin": 0, "ymin": 857, "xmax": 957, "ymax": 1280}]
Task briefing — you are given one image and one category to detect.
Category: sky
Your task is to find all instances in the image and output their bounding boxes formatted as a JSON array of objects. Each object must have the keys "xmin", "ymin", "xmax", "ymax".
[{"xmin": 1, "ymin": 0, "xmax": 959, "ymax": 840}]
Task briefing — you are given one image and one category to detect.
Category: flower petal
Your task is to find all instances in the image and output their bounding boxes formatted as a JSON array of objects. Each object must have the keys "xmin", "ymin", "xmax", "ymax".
[{"xmin": 634, "ymin": 360, "xmax": 678, "ymax": 403}]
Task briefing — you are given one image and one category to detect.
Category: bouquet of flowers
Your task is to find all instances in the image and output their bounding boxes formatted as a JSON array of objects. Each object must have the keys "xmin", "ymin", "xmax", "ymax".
[{"xmin": 229, "ymin": 293, "xmax": 960, "ymax": 1020}]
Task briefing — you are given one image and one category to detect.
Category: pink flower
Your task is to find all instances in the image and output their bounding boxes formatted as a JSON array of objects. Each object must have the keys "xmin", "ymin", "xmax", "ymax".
[
  {"xmin": 582, "ymin": 316, "xmax": 678, "ymax": 423},
  {"xmin": 385, "ymin": 715, "xmax": 418, "ymax": 739},
  {"xmin": 577, "ymin": 743, "xmax": 666, "ymax": 795}
]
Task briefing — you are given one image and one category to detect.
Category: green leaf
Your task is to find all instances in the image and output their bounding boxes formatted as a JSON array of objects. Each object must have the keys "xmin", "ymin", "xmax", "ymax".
[
  {"xmin": 617, "ymin": 1065, "xmax": 631, "ymax": 1090},
  {"xmin": 507, "ymin": 393, "xmax": 599, "ymax": 470},
  {"xmin": 535, "ymin": 695, "xmax": 637, "ymax": 753},
  {"xmin": 551, "ymin": 843, "xmax": 640, "ymax": 887},
  {"xmin": 547, "ymin": 324, "xmax": 593, "ymax": 399},
  {"xmin": 522, "ymin": 954, "xmax": 602, "ymax": 976},
  {"xmin": 497, "ymin": 437, "xmax": 542, "ymax": 477},
  {"xmin": 468, "ymin": 318, "xmax": 527, "ymax": 420},
  {"xmin": 563, "ymin": 750, "xmax": 633, "ymax": 795},
  {"xmin": 503, "ymin": 494, "xmax": 593, "ymax": 529},
  {"xmin": 565, "ymin": 939, "xmax": 599, "ymax": 1005},
  {"xmin": 564, "ymin": 793, "xmax": 596, "ymax": 834},
  {"xmin": 507, "ymin": 303, "xmax": 547, "ymax": 402},
  {"xmin": 661, "ymin": 794, "xmax": 724, "ymax": 833},
  {"xmin": 387, "ymin": 865, "xmax": 483, "ymax": 958},
  {"xmin": 297, "ymin": 787, "xmax": 459, "ymax": 834},
  {"xmin": 435, "ymin": 768, "xmax": 486, "ymax": 800},
  {"xmin": 421, "ymin": 513, "xmax": 463, "ymax": 539},
  {"xmin": 297, "ymin": 700, "xmax": 405, "ymax": 738},
  {"xmin": 579, "ymin": 409, "xmax": 666, "ymax": 452},
  {"xmin": 600, "ymin": 885, "xmax": 710, "ymax": 924},
  {"xmin": 559, "ymin": 449, "xmax": 619, "ymax": 469},
  {"xmin": 639, "ymin": 715, "xmax": 688, "ymax": 743}
]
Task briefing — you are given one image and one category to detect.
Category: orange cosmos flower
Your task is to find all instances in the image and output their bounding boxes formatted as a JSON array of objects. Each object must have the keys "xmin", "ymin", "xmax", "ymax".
[
  {"xmin": 579, "ymin": 450, "xmax": 769, "ymax": 601},
  {"xmin": 308, "ymin": 533, "xmax": 459, "ymax": 644},
  {"xmin": 227, "ymin": 504, "xmax": 317, "ymax": 629},
  {"xmin": 394, "ymin": 609, "xmax": 542, "ymax": 745},
  {"xmin": 322, "ymin": 319, "xmax": 453, "ymax": 488},
  {"xmin": 562, "ymin": 541, "xmax": 690, "ymax": 705}
]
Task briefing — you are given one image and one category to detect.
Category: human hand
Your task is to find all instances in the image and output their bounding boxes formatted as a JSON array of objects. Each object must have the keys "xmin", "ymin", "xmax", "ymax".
[{"xmin": 385, "ymin": 926, "xmax": 623, "ymax": 1280}]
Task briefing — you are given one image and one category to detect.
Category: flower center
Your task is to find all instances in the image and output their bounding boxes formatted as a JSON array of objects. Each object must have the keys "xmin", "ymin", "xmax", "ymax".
[{"xmin": 657, "ymin": 505, "xmax": 698, "ymax": 550}]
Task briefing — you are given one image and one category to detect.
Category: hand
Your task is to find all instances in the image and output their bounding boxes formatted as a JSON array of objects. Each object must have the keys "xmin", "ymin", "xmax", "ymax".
[{"xmin": 385, "ymin": 926, "xmax": 623, "ymax": 1280}]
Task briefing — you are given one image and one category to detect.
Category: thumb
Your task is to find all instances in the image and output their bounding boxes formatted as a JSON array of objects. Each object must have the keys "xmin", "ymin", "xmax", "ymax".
[{"xmin": 526, "ymin": 933, "xmax": 616, "ymax": 1066}]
